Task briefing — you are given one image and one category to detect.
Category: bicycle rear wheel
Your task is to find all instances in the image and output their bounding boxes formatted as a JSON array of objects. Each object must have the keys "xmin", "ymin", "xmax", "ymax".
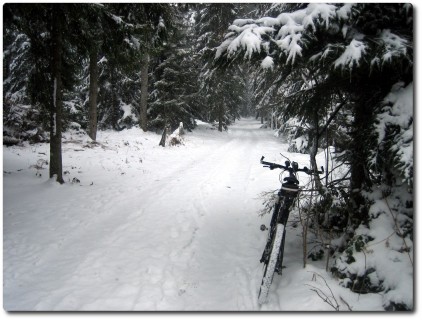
[{"xmin": 258, "ymin": 223, "xmax": 286, "ymax": 305}]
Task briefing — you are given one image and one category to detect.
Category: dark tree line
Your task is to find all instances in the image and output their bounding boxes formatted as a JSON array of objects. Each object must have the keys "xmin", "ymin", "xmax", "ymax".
[{"xmin": 3, "ymin": 3, "xmax": 256, "ymax": 183}]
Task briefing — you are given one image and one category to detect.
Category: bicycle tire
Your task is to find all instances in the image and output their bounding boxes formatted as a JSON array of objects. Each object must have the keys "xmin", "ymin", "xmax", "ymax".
[
  {"xmin": 258, "ymin": 223, "xmax": 286, "ymax": 305},
  {"xmin": 276, "ymin": 227, "xmax": 287, "ymax": 274}
]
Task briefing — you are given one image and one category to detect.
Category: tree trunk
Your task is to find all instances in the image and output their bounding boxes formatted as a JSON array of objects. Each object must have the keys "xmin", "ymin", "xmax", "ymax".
[
  {"xmin": 88, "ymin": 46, "xmax": 98, "ymax": 141},
  {"xmin": 111, "ymin": 89, "xmax": 119, "ymax": 130},
  {"xmin": 349, "ymin": 100, "xmax": 372, "ymax": 226},
  {"xmin": 140, "ymin": 52, "xmax": 149, "ymax": 132},
  {"xmin": 109, "ymin": 68, "xmax": 120, "ymax": 130},
  {"xmin": 309, "ymin": 106, "xmax": 323, "ymax": 190},
  {"xmin": 270, "ymin": 111, "xmax": 274, "ymax": 130},
  {"xmin": 218, "ymin": 105, "xmax": 223, "ymax": 132},
  {"xmin": 50, "ymin": 7, "xmax": 64, "ymax": 184}
]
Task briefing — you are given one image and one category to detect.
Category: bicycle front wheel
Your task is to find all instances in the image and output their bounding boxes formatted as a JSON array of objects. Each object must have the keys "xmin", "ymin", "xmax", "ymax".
[{"xmin": 258, "ymin": 223, "xmax": 286, "ymax": 305}]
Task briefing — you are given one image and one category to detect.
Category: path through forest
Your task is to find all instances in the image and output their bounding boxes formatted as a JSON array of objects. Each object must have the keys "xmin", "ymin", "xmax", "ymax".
[{"xmin": 3, "ymin": 118, "xmax": 383, "ymax": 311}]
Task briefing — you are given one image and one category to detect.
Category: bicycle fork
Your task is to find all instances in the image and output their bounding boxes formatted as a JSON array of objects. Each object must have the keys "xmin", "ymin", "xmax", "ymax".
[{"xmin": 260, "ymin": 192, "xmax": 295, "ymax": 271}]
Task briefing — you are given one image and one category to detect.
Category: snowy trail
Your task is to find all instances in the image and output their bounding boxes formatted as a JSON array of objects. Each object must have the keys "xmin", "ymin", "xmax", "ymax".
[
  {"xmin": 85, "ymin": 119, "xmax": 283, "ymax": 311},
  {"xmin": 3, "ymin": 118, "xmax": 384, "ymax": 311},
  {"xmin": 3, "ymin": 119, "xmax": 274, "ymax": 310}
]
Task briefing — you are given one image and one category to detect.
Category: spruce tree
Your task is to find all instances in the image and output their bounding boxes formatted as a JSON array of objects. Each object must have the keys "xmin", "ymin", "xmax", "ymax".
[
  {"xmin": 195, "ymin": 3, "xmax": 245, "ymax": 131},
  {"xmin": 149, "ymin": 6, "xmax": 199, "ymax": 131},
  {"xmin": 4, "ymin": 4, "xmax": 83, "ymax": 183}
]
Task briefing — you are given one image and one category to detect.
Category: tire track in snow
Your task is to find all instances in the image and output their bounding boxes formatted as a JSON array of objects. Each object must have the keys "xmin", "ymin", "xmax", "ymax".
[
  {"xmin": 8, "ymin": 148, "xmax": 217, "ymax": 310},
  {"xmin": 50, "ymin": 133, "xmax": 254, "ymax": 310},
  {"xmin": 4, "ymin": 119, "xmax": 286, "ymax": 310},
  {"xmin": 165, "ymin": 120, "xmax": 283, "ymax": 310}
]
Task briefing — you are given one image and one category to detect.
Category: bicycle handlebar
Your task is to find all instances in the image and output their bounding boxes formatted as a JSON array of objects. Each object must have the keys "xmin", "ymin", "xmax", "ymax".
[{"xmin": 260, "ymin": 156, "xmax": 324, "ymax": 175}]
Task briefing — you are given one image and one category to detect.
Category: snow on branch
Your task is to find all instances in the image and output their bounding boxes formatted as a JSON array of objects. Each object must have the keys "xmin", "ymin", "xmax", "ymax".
[
  {"xmin": 111, "ymin": 14, "xmax": 123, "ymax": 25},
  {"xmin": 336, "ymin": 3, "xmax": 354, "ymax": 20},
  {"xmin": 216, "ymin": 3, "xmax": 338, "ymax": 64},
  {"xmin": 303, "ymin": 3, "xmax": 337, "ymax": 30},
  {"xmin": 375, "ymin": 82, "xmax": 413, "ymax": 184},
  {"xmin": 378, "ymin": 30, "xmax": 409, "ymax": 64},
  {"xmin": 217, "ymin": 3, "xmax": 411, "ymax": 73},
  {"xmin": 334, "ymin": 39, "xmax": 366, "ymax": 70},
  {"xmin": 218, "ymin": 24, "xmax": 275, "ymax": 59}
]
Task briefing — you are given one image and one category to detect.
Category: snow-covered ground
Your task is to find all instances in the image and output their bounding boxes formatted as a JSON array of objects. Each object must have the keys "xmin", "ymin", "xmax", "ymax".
[{"xmin": 3, "ymin": 118, "xmax": 386, "ymax": 311}]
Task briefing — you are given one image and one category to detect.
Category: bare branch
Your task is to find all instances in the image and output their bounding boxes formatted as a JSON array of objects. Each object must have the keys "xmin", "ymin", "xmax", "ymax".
[
  {"xmin": 307, "ymin": 272, "xmax": 341, "ymax": 311},
  {"xmin": 340, "ymin": 296, "xmax": 353, "ymax": 311}
]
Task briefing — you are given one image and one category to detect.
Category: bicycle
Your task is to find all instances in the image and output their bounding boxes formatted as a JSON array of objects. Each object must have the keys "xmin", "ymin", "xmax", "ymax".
[{"xmin": 257, "ymin": 156, "xmax": 323, "ymax": 305}]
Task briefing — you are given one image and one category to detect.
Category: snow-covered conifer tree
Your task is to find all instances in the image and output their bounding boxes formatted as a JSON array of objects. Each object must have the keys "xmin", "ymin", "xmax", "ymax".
[
  {"xmin": 149, "ymin": 6, "xmax": 199, "ymax": 131},
  {"xmin": 195, "ymin": 3, "xmax": 247, "ymax": 131}
]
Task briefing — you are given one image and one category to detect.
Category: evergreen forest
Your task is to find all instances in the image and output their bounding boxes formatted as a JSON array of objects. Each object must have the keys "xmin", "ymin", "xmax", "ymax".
[{"xmin": 3, "ymin": 3, "xmax": 413, "ymax": 311}]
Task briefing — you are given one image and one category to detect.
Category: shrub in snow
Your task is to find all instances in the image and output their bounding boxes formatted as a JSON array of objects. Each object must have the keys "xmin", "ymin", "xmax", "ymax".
[
  {"xmin": 329, "ymin": 83, "xmax": 414, "ymax": 310},
  {"xmin": 3, "ymin": 136, "xmax": 21, "ymax": 146},
  {"xmin": 3, "ymin": 103, "xmax": 49, "ymax": 144},
  {"xmin": 334, "ymin": 82, "xmax": 413, "ymax": 310},
  {"xmin": 331, "ymin": 82, "xmax": 413, "ymax": 311},
  {"xmin": 372, "ymin": 82, "xmax": 413, "ymax": 186},
  {"xmin": 332, "ymin": 183, "xmax": 413, "ymax": 310},
  {"xmin": 68, "ymin": 122, "xmax": 82, "ymax": 131},
  {"xmin": 331, "ymin": 233, "xmax": 382, "ymax": 294}
]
